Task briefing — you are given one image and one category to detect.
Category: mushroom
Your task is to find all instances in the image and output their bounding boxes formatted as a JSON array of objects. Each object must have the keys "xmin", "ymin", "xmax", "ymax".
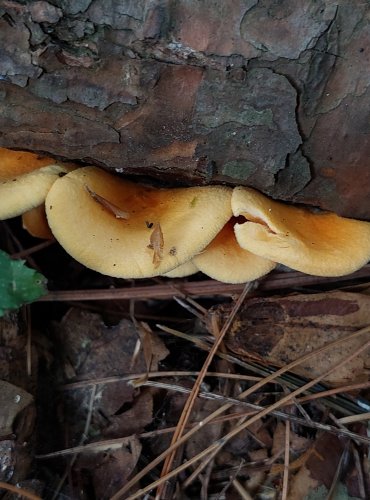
[
  {"xmin": 45, "ymin": 167, "xmax": 233, "ymax": 278},
  {"xmin": 193, "ymin": 219, "xmax": 276, "ymax": 283},
  {"xmin": 163, "ymin": 261, "xmax": 199, "ymax": 278},
  {"xmin": 0, "ymin": 147, "xmax": 75, "ymax": 219},
  {"xmin": 22, "ymin": 205, "xmax": 54, "ymax": 239},
  {"xmin": 232, "ymin": 186, "xmax": 370, "ymax": 276}
]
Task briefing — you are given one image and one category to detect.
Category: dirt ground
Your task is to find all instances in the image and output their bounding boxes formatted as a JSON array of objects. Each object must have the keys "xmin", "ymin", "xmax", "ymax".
[{"xmin": 1, "ymin": 216, "xmax": 370, "ymax": 500}]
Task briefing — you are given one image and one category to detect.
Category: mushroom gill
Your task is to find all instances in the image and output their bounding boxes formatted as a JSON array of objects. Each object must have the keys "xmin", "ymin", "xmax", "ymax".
[{"xmin": 232, "ymin": 186, "xmax": 370, "ymax": 277}]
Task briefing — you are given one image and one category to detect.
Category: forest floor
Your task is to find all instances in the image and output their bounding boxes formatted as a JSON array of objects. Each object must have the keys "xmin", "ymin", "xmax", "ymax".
[{"xmin": 1, "ymin": 217, "xmax": 370, "ymax": 500}]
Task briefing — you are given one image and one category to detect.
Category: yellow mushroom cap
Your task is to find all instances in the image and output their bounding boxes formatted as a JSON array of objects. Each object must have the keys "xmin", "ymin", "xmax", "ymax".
[
  {"xmin": 163, "ymin": 261, "xmax": 199, "ymax": 278},
  {"xmin": 0, "ymin": 164, "xmax": 75, "ymax": 220},
  {"xmin": 193, "ymin": 219, "xmax": 276, "ymax": 283},
  {"xmin": 45, "ymin": 167, "xmax": 232, "ymax": 278},
  {"xmin": 22, "ymin": 205, "xmax": 54, "ymax": 239},
  {"xmin": 232, "ymin": 186, "xmax": 370, "ymax": 277},
  {"xmin": 0, "ymin": 148, "xmax": 76, "ymax": 220}
]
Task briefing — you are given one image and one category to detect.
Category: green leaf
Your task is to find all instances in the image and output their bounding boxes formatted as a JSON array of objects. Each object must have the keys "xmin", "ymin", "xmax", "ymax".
[{"xmin": 0, "ymin": 250, "xmax": 47, "ymax": 316}]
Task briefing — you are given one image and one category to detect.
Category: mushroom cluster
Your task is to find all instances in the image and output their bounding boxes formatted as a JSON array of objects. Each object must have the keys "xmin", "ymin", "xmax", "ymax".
[{"xmin": 2, "ymin": 148, "xmax": 370, "ymax": 283}]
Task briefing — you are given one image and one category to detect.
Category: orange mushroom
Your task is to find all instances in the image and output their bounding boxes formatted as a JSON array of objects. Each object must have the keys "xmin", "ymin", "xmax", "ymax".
[
  {"xmin": 0, "ymin": 147, "xmax": 75, "ymax": 219},
  {"xmin": 45, "ymin": 167, "xmax": 233, "ymax": 278},
  {"xmin": 193, "ymin": 219, "xmax": 276, "ymax": 283},
  {"xmin": 232, "ymin": 186, "xmax": 370, "ymax": 276},
  {"xmin": 22, "ymin": 205, "xmax": 54, "ymax": 239}
]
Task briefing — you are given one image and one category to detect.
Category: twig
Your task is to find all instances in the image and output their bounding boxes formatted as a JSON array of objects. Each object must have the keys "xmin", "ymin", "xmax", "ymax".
[
  {"xmin": 24, "ymin": 305, "xmax": 32, "ymax": 376},
  {"xmin": 232, "ymin": 479, "xmax": 253, "ymax": 500},
  {"xmin": 61, "ymin": 370, "xmax": 261, "ymax": 391},
  {"xmin": 282, "ymin": 420, "xmax": 290, "ymax": 500},
  {"xmin": 0, "ymin": 481, "xmax": 41, "ymax": 500},
  {"xmin": 338, "ymin": 412, "xmax": 370, "ymax": 424},
  {"xmin": 142, "ymin": 380, "xmax": 370, "ymax": 444},
  {"xmin": 37, "ymin": 265, "xmax": 370, "ymax": 302},
  {"xmin": 298, "ymin": 381, "xmax": 370, "ymax": 404},
  {"xmin": 326, "ymin": 441, "xmax": 350, "ymax": 500},
  {"xmin": 51, "ymin": 385, "xmax": 97, "ymax": 500},
  {"xmin": 200, "ymin": 459, "xmax": 214, "ymax": 500},
  {"xmin": 110, "ymin": 325, "xmax": 370, "ymax": 499},
  {"xmin": 36, "ymin": 413, "xmax": 257, "ymax": 460},
  {"xmin": 216, "ymin": 460, "xmax": 246, "ymax": 499},
  {"xmin": 183, "ymin": 447, "xmax": 220, "ymax": 490},
  {"xmin": 352, "ymin": 445, "xmax": 366, "ymax": 499},
  {"xmin": 173, "ymin": 296, "xmax": 205, "ymax": 319},
  {"xmin": 158, "ymin": 324, "xmax": 370, "ymax": 417},
  {"xmin": 3, "ymin": 222, "xmax": 40, "ymax": 271},
  {"xmin": 155, "ymin": 283, "xmax": 253, "ymax": 499},
  {"xmin": 11, "ymin": 239, "xmax": 55, "ymax": 259},
  {"xmin": 122, "ymin": 334, "xmax": 370, "ymax": 499},
  {"xmin": 36, "ymin": 436, "xmax": 136, "ymax": 458},
  {"xmin": 292, "ymin": 397, "xmax": 313, "ymax": 423}
]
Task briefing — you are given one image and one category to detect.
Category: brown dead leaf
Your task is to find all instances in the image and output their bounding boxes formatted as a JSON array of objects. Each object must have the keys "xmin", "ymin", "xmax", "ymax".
[
  {"xmin": 247, "ymin": 420, "xmax": 273, "ymax": 449},
  {"xmin": 275, "ymin": 430, "xmax": 364, "ymax": 498},
  {"xmin": 0, "ymin": 375, "xmax": 33, "ymax": 440},
  {"xmin": 185, "ymin": 399, "xmax": 224, "ymax": 461},
  {"xmin": 85, "ymin": 185, "xmax": 130, "ymax": 219},
  {"xmin": 218, "ymin": 291, "xmax": 370, "ymax": 385},
  {"xmin": 245, "ymin": 448, "xmax": 268, "ymax": 493},
  {"xmin": 138, "ymin": 322, "xmax": 154, "ymax": 372},
  {"xmin": 305, "ymin": 433, "xmax": 344, "ymax": 489},
  {"xmin": 0, "ymin": 381, "xmax": 33, "ymax": 440},
  {"xmin": 103, "ymin": 390, "xmax": 153, "ymax": 438},
  {"xmin": 53, "ymin": 308, "xmax": 168, "ymax": 440},
  {"xmin": 0, "ymin": 313, "xmax": 37, "ymax": 391},
  {"xmin": 0, "ymin": 314, "xmax": 37, "ymax": 486},
  {"xmin": 76, "ymin": 436, "xmax": 142, "ymax": 500},
  {"xmin": 289, "ymin": 465, "xmax": 319, "ymax": 500},
  {"xmin": 148, "ymin": 222, "xmax": 164, "ymax": 268}
]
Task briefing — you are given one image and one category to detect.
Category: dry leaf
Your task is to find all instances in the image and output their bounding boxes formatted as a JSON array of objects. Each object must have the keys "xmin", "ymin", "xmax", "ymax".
[
  {"xmin": 215, "ymin": 291, "xmax": 370, "ymax": 385},
  {"xmin": 53, "ymin": 308, "xmax": 168, "ymax": 440},
  {"xmin": 148, "ymin": 222, "xmax": 164, "ymax": 268},
  {"xmin": 76, "ymin": 436, "xmax": 142, "ymax": 500},
  {"xmin": 288, "ymin": 465, "xmax": 319, "ymax": 500},
  {"xmin": 0, "ymin": 381, "xmax": 33, "ymax": 437},
  {"xmin": 288, "ymin": 433, "xmax": 358, "ymax": 499},
  {"xmin": 138, "ymin": 322, "xmax": 154, "ymax": 372},
  {"xmin": 245, "ymin": 448, "xmax": 268, "ymax": 492},
  {"xmin": 85, "ymin": 185, "xmax": 130, "ymax": 219}
]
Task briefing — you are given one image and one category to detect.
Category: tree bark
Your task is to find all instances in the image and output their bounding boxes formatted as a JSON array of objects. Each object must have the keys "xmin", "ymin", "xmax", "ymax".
[{"xmin": 0, "ymin": 1, "xmax": 369, "ymax": 219}]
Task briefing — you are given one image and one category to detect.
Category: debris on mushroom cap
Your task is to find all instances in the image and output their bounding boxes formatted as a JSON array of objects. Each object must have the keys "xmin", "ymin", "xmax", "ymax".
[
  {"xmin": 22, "ymin": 205, "xmax": 53, "ymax": 239},
  {"xmin": 193, "ymin": 219, "xmax": 276, "ymax": 283},
  {"xmin": 163, "ymin": 261, "xmax": 198, "ymax": 278},
  {"xmin": 0, "ymin": 163, "xmax": 75, "ymax": 220},
  {"xmin": 148, "ymin": 222, "xmax": 164, "ymax": 268},
  {"xmin": 85, "ymin": 185, "xmax": 130, "ymax": 219},
  {"xmin": 45, "ymin": 166, "xmax": 233, "ymax": 279},
  {"xmin": 232, "ymin": 186, "xmax": 370, "ymax": 277}
]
